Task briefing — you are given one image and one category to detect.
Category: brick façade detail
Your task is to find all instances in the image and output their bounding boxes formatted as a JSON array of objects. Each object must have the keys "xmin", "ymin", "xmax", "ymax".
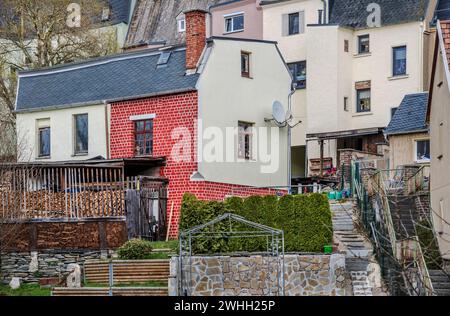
[
  {"xmin": 185, "ymin": 10, "xmax": 207, "ymax": 70},
  {"xmin": 110, "ymin": 91, "xmax": 277, "ymax": 239}
]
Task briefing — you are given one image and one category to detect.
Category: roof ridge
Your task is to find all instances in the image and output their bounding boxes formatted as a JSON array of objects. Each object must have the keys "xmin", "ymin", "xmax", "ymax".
[{"xmin": 19, "ymin": 46, "xmax": 187, "ymax": 77}]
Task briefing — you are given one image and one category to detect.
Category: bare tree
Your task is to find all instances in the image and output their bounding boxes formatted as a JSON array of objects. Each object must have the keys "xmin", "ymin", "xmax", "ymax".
[{"xmin": 0, "ymin": 0, "xmax": 119, "ymax": 160}]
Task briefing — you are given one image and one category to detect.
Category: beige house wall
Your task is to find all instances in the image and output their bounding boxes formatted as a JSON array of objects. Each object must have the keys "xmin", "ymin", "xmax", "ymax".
[
  {"xmin": 196, "ymin": 39, "xmax": 292, "ymax": 187},
  {"xmin": 388, "ymin": 132, "xmax": 430, "ymax": 170},
  {"xmin": 16, "ymin": 104, "xmax": 109, "ymax": 163},
  {"xmin": 430, "ymin": 33, "xmax": 450, "ymax": 260},
  {"xmin": 210, "ymin": 0, "xmax": 263, "ymax": 40},
  {"xmin": 262, "ymin": 0, "xmax": 324, "ymax": 148}
]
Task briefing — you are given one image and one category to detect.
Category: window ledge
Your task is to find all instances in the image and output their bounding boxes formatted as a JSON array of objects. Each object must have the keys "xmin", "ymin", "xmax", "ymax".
[
  {"xmin": 414, "ymin": 160, "xmax": 431, "ymax": 164},
  {"xmin": 36, "ymin": 156, "xmax": 51, "ymax": 160},
  {"xmin": 352, "ymin": 112, "xmax": 373, "ymax": 117},
  {"xmin": 72, "ymin": 153, "xmax": 89, "ymax": 157},
  {"xmin": 388, "ymin": 74, "xmax": 409, "ymax": 81},
  {"xmin": 353, "ymin": 52, "xmax": 372, "ymax": 58},
  {"xmin": 223, "ymin": 30, "xmax": 244, "ymax": 35}
]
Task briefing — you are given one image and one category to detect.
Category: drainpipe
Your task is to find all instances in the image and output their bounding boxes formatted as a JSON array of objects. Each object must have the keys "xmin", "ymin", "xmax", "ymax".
[
  {"xmin": 103, "ymin": 101, "xmax": 111, "ymax": 159},
  {"xmin": 321, "ymin": 0, "xmax": 327, "ymax": 24},
  {"xmin": 288, "ymin": 83, "xmax": 297, "ymax": 194}
]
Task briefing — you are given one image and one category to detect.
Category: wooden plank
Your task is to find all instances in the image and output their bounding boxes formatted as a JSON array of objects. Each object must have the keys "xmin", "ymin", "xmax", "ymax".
[
  {"xmin": 64, "ymin": 168, "xmax": 68, "ymax": 217},
  {"xmin": 126, "ymin": 189, "xmax": 140, "ymax": 239}
]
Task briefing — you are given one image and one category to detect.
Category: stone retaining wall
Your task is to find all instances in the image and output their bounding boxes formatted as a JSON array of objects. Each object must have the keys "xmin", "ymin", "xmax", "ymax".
[
  {"xmin": 169, "ymin": 254, "xmax": 346, "ymax": 296},
  {"xmin": 0, "ymin": 250, "xmax": 112, "ymax": 283}
]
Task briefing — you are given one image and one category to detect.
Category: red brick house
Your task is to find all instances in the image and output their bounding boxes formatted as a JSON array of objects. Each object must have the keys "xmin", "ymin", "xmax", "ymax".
[{"xmin": 15, "ymin": 10, "xmax": 293, "ymax": 238}]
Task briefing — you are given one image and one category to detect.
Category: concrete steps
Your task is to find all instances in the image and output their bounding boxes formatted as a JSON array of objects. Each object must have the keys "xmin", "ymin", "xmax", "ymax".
[
  {"xmin": 330, "ymin": 203, "xmax": 355, "ymax": 232},
  {"xmin": 351, "ymin": 271, "xmax": 373, "ymax": 296},
  {"xmin": 429, "ymin": 270, "xmax": 450, "ymax": 296},
  {"xmin": 330, "ymin": 201, "xmax": 378, "ymax": 296}
]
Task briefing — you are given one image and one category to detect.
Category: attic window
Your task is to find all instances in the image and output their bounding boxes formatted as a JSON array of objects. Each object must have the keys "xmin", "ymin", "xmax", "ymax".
[
  {"xmin": 157, "ymin": 52, "xmax": 172, "ymax": 68},
  {"xmin": 178, "ymin": 19, "xmax": 186, "ymax": 32},
  {"xmin": 101, "ymin": 6, "xmax": 111, "ymax": 21}
]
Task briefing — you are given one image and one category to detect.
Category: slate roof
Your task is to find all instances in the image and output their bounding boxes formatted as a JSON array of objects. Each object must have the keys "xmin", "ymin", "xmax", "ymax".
[
  {"xmin": 15, "ymin": 48, "xmax": 199, "ymax": 112},
  {"xmin": 434, "ymin": 0, "xmax": 450, "ymax": 24},
  {"xmin": 107, "ymin": 0, "xmax": 133, "ymax": 24},
  {"xmin": 125, "ymin": 0, "xmax": 224, "ymax": 48},
  {"xmin": 385, "ymin": 93, "xmax": 429, "ymax": 136},
  {"xmin": 329, "ymin": 0, "xmax": 428, "ymax": 29}
]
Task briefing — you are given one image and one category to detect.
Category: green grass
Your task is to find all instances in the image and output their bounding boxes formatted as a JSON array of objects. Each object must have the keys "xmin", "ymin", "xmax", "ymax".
[
  {"xmin": 0, "ymin": 284, "xmax": 51, "ymax": 297},
  {"xmin": 144, "ymin": 252, "xmax": 172, "ymax": 259},
  {"xmin": 149, "ymin": 240, "xmax": 178, "ymax": 250},
  {"xmin": 84, "ymin": 280, "xmax": 167, "ymax": 288}
]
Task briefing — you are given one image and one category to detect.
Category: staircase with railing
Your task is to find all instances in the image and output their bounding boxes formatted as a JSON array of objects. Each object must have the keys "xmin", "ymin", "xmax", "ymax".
[{"xmin": 352, "ymin": 162, "xmax": 435, "ymax": 296}]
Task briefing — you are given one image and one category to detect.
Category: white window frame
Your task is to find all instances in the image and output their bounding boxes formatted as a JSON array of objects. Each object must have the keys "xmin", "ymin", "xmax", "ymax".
[
  {"xmin": 413, "ymin": 138, "xmax": 430, "ymax": 164},
  {"xmin": 178, "ymin": 19, "xmax": 186, "ymax": 32},
  {"xmin": 36, "ymin": 118, "xmax": 51, "ymax": 159},
  {"xmin": 224, "ymin": 12, "xmax": 244, "ymax": 34},
  {"xmin": 73, "ymin": 113, "xmax": 89, "ymax": 156}
]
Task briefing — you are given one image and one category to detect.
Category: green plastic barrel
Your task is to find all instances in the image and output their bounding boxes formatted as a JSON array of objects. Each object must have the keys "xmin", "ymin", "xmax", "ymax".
[
  {"xmin": 336, "ymin": 191, "xmax": 343, "ymax": 200},
  {"xmin": 324, "ymin": 245, "xmax": 333, "ymax": 254},
  {"xmin": 328, "ymin": 191, "xmax": 336, "ymax": 200}
]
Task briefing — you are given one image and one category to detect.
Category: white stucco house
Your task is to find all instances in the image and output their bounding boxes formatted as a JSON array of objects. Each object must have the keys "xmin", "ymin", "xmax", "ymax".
[{"xmin": 260, "ymin": 0, "xmax": 436, "ymax": 179}]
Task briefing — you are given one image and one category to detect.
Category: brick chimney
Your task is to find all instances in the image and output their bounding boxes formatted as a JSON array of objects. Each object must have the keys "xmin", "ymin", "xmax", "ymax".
[{"xmin": 184, "ymin": 9, "xmax": 207, "ymax": 71}]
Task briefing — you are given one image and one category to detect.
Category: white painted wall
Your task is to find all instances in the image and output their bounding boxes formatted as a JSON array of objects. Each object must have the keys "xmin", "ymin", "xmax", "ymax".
[
  {"xmin": 262, "ymin": 0, "xmax": 325, "ymax": 147},
  {"xmin": 197, "ymin": 39, "xmax": 292, "ymax": 187},
  {"xmin": 430, "ymin": 38, "xmax": 450, "ymax": 260},
  {"xmin": 306, "ymin": 22, "xmax": 424, "ymax": 134},
  {"xmin": 16, "ymin": 104, "xmax": 108, "ymax": 162}
]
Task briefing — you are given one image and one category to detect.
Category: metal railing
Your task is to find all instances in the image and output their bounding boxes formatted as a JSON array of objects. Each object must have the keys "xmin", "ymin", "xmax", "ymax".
[
  {"xmin": 400, "ymin": 237, "xmax": 436, "ymax": 296},
  {"xmin": 370, "ymin": 170, "xmax": 398, "ymax": 259}
]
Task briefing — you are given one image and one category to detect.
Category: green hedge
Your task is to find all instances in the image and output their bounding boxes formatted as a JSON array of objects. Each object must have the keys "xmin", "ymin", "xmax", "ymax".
[{"xmin": 179, "ymin": 193, "xmax": 333, "ymax": 254}]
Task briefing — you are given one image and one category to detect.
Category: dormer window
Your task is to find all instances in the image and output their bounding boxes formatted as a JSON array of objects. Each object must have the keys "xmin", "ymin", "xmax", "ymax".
[
  {"xmin": 101, "ymin": 6, "xmax": 111, "ymax": 22},
  {"xmin": 178, "ymin": 19, "xmax": 186, "ymax": 32}
]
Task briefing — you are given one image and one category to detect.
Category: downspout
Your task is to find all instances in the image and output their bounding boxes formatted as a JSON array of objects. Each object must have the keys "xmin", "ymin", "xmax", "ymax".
[
  {"xmin": 321, "ymin": 0, "xmax": 327, "ymax": 24},
  {"xmin": 288, "ymin": 84, "xmax": 297, "ymax": 194},
  {"xmin": 419, "ymin": 20, "xmax": 425, "ymax": 91},
  {"xmin": 103, "ymin": 101, "xmax": 111, "ymax": 159}
]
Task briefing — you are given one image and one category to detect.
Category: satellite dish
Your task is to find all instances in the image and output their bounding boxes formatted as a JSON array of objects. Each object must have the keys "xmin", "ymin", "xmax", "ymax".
[{"xmin": 272, "ymin": 101, "xmax": 286, "ymax": 125}]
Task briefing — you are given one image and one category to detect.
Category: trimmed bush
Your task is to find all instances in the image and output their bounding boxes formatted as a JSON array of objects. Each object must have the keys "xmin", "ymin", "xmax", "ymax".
[
  {"xmin": 179, "ymin": 193, "xmax": 333, "ymax": 254},
  {"xmin": 117, "ymin": 239, "xmax": 153, "ymax": 260}
]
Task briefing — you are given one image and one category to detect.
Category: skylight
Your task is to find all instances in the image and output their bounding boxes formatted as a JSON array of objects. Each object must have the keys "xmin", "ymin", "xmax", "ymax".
[{"xmin": 157, "ymin": 52, "xmax": 172, "ymax": 68}]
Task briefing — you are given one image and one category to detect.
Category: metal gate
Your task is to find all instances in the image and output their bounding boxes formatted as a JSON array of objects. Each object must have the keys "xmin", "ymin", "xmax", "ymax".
[{"xmin": 125, "ymin": 177, "xmax": 168, "ymax": 241}]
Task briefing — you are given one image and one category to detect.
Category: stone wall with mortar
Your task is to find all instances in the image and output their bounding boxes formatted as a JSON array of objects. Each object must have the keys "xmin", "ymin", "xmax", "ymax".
[
  {"xmin": 0, "ymin": 250, "xmax": 113, "ymax": 284},
  {"xmin": 169, "ymin": 254, "xmax": 346, "ymax": 296}
]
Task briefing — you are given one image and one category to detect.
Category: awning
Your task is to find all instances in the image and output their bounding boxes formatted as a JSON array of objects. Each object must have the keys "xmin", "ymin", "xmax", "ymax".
[{"xmin": 306, "ymin": 127, "xmax": 384, "ymax": 141}]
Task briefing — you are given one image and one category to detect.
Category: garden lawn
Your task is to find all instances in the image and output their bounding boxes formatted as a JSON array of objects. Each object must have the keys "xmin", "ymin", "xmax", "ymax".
[{"xmin": 0, "ymin": 284, "xmax": 51, "ymax": 296}]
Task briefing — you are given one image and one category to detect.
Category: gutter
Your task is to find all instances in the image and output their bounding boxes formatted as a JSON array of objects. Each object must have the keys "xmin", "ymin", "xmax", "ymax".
[{"xmin": 385, "ymin": 128, "xmax": 429, "ymax": 137}]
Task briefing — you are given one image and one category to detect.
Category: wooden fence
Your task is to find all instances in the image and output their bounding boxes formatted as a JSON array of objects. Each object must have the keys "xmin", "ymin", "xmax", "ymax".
[{"xmin": 0, "ymin": 164, "xmax": 147, "ymax": 220}]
